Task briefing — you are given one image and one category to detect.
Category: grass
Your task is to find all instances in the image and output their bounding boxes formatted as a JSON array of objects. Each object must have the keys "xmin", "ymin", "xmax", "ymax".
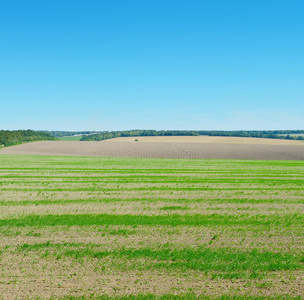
[
  {"xmin": 159, "ymin": 206, "xmax": 189, "ymax": 211},
  {"xmin": 18, "ymin": 242, "xmax": 304, "ymax": 279},
  {"xmin": 1, "ymin": 213, "xmax": 303, "ymax": 228},
  {"xmin": 0, "ymin": 155, "xmax": 303, "ymax": 298},
  {"xmin": 59, "ymin": 136, "xmax": 83, "ymax": 141}
]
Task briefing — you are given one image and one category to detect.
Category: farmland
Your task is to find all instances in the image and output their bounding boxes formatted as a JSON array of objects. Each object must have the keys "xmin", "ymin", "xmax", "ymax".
[
  {"xmin": 59, "ymin": 136, "xmax": 83, "ymax": 141},
  {"xmin": 1, "ymin": 136, "xmax": 304, "ymax": 160},
  {"xmin": 0, "ymin": 155, "xmax": 303, "ymax": 299}
]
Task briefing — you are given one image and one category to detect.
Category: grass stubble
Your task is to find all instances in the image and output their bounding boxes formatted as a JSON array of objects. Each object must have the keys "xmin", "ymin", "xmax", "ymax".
[{"xmin": 0, "ymin": 155, "xmax": 303, "ymax": 299}]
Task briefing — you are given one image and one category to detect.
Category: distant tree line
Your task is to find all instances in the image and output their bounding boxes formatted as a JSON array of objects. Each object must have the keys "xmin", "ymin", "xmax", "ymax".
[
  {"xmin": 45, "ymin": 131, "xmax": 97, "ymax": 138},
  {"xmin": 80, "ymin": 130, "xmax": 304, "ymax": 142},
  {"xmin": 0, "ymin": 130, "xmax": 58, "ymax": 147}
]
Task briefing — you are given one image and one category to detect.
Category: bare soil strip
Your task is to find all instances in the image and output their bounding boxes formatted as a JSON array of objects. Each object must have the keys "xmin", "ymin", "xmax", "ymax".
[
  {"xmin": 1, "ymin": 137, "xmax": 304, "ymax": 160},
  {"xmin": 106, "ymin": 135, "xmax": 304, "ymax": 145}
]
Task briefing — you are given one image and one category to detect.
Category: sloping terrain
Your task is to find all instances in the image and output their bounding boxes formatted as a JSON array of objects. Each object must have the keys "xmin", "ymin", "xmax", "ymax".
[
  {"xmin": 0, "ymin": 136, "xmax": 303, "ymax": 160},
  {"xmin": 104, "ymin": 135, "xmax": 304, "ymax": 145}
]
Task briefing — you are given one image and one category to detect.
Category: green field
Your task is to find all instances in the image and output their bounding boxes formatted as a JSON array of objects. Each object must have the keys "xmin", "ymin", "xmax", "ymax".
[
  {"xmin": 278, "ymin": 134, "xmax": 304, "ymax": 138},
  {"xmin": 0, "ymin": 155, "xmax": 303, "ymax": 299},
  {"xmin": 59, "ymin": 135, "xmax": 83, "ymax": 141}
]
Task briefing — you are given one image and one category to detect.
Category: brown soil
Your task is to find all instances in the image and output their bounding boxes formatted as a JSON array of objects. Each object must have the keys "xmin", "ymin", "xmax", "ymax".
[
  {"xmin": 1, "ymin": 137, "xmax": 304, "ymax": 160},
  {"xmin": 1, "ymin": 257, "xmax": 302, "ymax": 299},
  {"xmin": 107, "ymin": 136, "xmax": 304, "ymax": 145}
]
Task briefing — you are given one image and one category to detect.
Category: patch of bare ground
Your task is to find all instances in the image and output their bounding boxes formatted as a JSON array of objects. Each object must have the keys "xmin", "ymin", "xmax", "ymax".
[
  {"xmin": 1, "ymin": 137, "xmax": 304, "ymax": 160},
  {"xmin": 0, "ymin": 190, "xmax": 303, "ymax": 206},
  {"xmin": 0, "ymin": 252, "xmax": 303, "ymax": 299},
  {"xmin": 1, "ymin": 226, "xmax": 303, "ymax": 252},
  {"xmin": 105, "ymin": 135, "xmax": 304, "ymax": 145},
  {"xmin": 0, "ymin": 201, "xmax": 303, "ymax": 219},
  {"xmin": 1, "ymin": 180, "xmax": 303, "ymax": 190}
]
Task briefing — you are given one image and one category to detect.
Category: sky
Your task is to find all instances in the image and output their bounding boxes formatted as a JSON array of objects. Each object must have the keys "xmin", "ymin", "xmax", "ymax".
[{"xmin": 0, "ymin": 0, "xmax": 303, "ymax": 131}]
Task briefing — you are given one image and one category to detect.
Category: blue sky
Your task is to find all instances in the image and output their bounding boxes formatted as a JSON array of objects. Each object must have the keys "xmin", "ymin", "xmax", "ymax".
[{"xmin": 0, "ymin": 0, "xmax": 303, "ymax": 131}]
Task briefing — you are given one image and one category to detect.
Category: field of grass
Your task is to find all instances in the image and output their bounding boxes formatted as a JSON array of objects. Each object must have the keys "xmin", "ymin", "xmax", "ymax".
[
  {"xmin": 0, "ymin": 155, "xmax": 303, "ymax": 299},
  {"xmin": 59, "ymin": 136, "xmax": 83, "ymax": 141},
  {"xmin": 278, "ymin": 134, "xmax": 304, "ymax": 138}
]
